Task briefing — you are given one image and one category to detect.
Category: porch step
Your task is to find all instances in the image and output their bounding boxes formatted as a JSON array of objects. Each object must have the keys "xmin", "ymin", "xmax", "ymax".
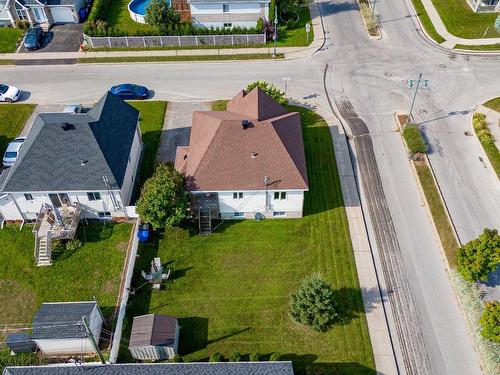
[{"xmin": 40, "ymin": 22, "xmax": 50, "ymax": 32}]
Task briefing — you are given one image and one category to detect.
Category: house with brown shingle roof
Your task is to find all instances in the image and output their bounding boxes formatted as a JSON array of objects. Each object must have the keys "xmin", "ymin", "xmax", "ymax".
[{"xmin": 175, "ymin": 87, "xmax": 308, "ymax": 225}]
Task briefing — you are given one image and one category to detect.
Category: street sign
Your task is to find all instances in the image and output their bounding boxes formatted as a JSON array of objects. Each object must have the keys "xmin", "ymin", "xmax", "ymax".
[
  {"xmin": 495, "ymin": 15, "xmax": 500, "ymax": 32},
  {"xmin": 305, "ymin": 23, "xmax": 311, "ymax": 42}
]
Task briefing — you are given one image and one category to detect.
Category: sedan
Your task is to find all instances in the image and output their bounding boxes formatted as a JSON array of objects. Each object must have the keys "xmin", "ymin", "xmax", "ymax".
[
  {"xmin": 3, "ymin": 137, "xmax": 26, "ymax": 167},
  {"xmin": 110, "ymin": 84, "xmax": 149, "ymax": 100},
  {"xmin": 24, "ymin": 26, "xmax": 44, "ymax": 50},
  {"xmin": 0, "ymin": 84, "xmax": 22, "ymax": 103}
]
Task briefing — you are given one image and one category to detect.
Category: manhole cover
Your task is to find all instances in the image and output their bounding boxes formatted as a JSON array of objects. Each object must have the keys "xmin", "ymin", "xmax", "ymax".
[
  {"xmin": 384, "ymin": 72, "xmax": 393, "ymax": 77},
  {"xmin": 418, "ymin": 109, "xmax": 427, "ymax": 114},
  {"xmin": 438, "ymin": 63, "xmax": 447, "ymax": 70}
]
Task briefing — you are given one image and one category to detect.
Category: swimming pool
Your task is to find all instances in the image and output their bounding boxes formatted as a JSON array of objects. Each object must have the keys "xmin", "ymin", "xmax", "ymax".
[{"xmin": 128, "ymin": 0, "xmax": 171, "ymax": 24}]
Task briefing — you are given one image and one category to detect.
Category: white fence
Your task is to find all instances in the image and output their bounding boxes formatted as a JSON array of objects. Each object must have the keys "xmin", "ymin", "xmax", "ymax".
[{"xmin": 83, "ymin": 33, "xmax": 267, "ymax": 49}]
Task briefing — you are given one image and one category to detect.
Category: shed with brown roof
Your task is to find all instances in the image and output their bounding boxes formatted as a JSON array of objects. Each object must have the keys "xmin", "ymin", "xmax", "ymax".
[{"xmin": 128, "ymin": 314, "xmax": 179, "ymax": 361}]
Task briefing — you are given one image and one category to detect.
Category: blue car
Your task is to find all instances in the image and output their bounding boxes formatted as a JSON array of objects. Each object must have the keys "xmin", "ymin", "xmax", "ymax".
[
  {"xmin": 109, "ymin": 84, "xmax": 149, "ymax": 100},
  {"xmin": 24, "ymin": 26, "xmax": 44, "ymax": 50}
]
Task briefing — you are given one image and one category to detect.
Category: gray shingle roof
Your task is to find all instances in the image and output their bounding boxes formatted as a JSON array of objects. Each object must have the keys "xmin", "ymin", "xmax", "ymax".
[
  {"xmin": 32, "ymin": 302, "xmax": 97, "ymax": 340},
  {"xmin": 0, "ymin": 92, "xmax": 139, "ymax": 193},
  {"xmin": 3, "ymin": 362, "xmax": 294, "ymax": 375}
]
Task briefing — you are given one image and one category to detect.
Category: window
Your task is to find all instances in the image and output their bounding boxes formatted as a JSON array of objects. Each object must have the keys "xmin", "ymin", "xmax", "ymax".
[
  {"xmin": 222, "ymin": 4, "xmax": 229, "ymax": 12},
  {"xmin": 234, "ymin": 212, "xmax": 244, "ymax": 217},
  {"xmin": 98, "ymin": 211, "xmax": 112, "ymax": 218},
  {"xmin": 87, "ymin": 192, "xmax": 101, "ymax": 201},
  {"xmin": 233, "ymin": 192, "xmax": 243, "ymax": 200},
  {"xmin": 24, "ymin": 193, "xmax": 33, "ymax": 201},
  {"xmin": 273, "ymin": 211, "xmax": 286, "ymax": 217},
  {"xmin": 273, "ymin": 191, "xmax": 287, "ymax": 200},
  {"xmin": 223, "ymin": 22, "xmax": 232, "ymax": 28}
]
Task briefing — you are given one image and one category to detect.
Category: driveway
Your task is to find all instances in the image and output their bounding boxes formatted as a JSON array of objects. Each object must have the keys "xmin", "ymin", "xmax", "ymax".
[{"xmin": 19, "ymin": 24, "xmax": 83, "ymax": 53}]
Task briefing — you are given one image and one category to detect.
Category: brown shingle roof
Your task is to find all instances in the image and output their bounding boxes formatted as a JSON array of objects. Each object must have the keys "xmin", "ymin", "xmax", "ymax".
[
  {"xmin": 129, "ymin": 314, "xmax": 178, "ymax": 348},
  {"xmin": 175, "ymin": 88, "xmax": 308, "ymax": 192}
]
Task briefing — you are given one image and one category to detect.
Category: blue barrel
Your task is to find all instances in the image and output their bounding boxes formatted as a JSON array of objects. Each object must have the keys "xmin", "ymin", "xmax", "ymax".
[
  {"xmin": 78, "ymin": 8, "xmax": 88, "ymax": 23},
  {"xmin": 138, "ymin": 223, "xmax": 151, "ymax": 243}
]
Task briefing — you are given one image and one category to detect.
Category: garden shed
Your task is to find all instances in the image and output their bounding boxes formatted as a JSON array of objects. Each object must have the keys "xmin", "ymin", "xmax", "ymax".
[{"xmin": 129, "ymin": 314, "xmax": 179, "ymax": 361}]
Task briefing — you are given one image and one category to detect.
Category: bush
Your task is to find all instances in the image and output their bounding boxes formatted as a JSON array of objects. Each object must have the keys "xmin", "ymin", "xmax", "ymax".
[
  {"xmin": 269, "ymin": 352, "xmax": 281, "ymax": 361},
  {"xmin": 249, "ymin": 352, "xmax": 262, "ymax": 361},
  {"xmin": 473, "ymin": 112, "xmax": 486, "ymax": 121},
  {"xmin": 402, "ymin": 124, "xmax": 428, "ymax": 155},
  {"xmin": 171, "ymin": 354, "xmax": 183, "ymax": 362},
  {"xmin": 145, "ymin": 0, "xmax": 181, "ymax": 33},
  {"xmin": 229, "ymin": 352, "xmax": 242, "ymax": 362},
  {"xmin": 15, "ymin": 20, "xmax": 30, "ymax": 30},
  {"xmin": 477, "ymin": 129, "xmax": 495, "ymax": 145},
  {"xmin": 473, "ymin": 117, "xmax": 488, "ymax": 131},
  {"xmin": 209, "ymin": 352, "xmax": 224, "ymax": 362},
  {"xmin": 246, "ymin": 81, "xmax": 286, "ymax": 105},
  {"xmin": 457, "ymin": 228, "xmax": 500, "ymax": 283},
  {"xmin": 66, "ymin": 239, "xmax": 82, "ymax": 253},
  {"xmin": 480, "ymin": 301, "xmax": 500, "ymax": 343},
  {"xmin": 290, "ymin": 273, "xmax": 338, "ymax": 332}
]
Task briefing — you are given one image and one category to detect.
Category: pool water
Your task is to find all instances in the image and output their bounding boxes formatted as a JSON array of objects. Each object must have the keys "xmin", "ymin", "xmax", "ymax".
[{"xmin": 129, "ymin": 0, "xmax": 170, "ymax": 16}]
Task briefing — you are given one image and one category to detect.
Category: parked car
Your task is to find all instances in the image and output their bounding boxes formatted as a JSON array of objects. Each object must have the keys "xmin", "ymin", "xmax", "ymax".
[
  {"xmin": 63, "ymin": 104, "xmax": 83, "ymax": 113},
  {"xmin": 0, "ymin": 84, "xmax": 22, "ymax": 103},
  {"xmin": 3, "ymin": 137, "xmax": 26, "ymax": 167},
  {"xmin": 23, "ymin": 26, "xmax": 44, "ymax": 50},
  {"xmin": 110, "ymin": 84, "xmax": 149, "ymax": 100}
]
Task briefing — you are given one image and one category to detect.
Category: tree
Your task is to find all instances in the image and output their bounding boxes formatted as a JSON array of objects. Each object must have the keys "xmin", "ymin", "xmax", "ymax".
[
  {"xmin": 136, "ymin": 162, "xmax": 189, "ymax": 230},
  {"xmin": 290, "ymin": 273, "xmax": 338, "ymax": 332},
  {"xmin": 145, "ymin": 0, "xmax": 181, "ymax": 33},
  {"xmin": 209, "ymin": 352, "xmax": 224, "ymax": 362},
  {"xmin": 249, "ymin": 352, "xmax": 262, "ymax": 361},
  {"xmin": 480, "ymin": 301, "xmax": 500, "ymax": 343},
  {"xmin": 456, "ymin": 228, "xmax": 500, "ymax": 283},
  {"xmin": 229, "ymin": 352, "xmax": 242, "ymax": 362},
  {"xmin": 246, "ymin": 81, "xmax": 287, "ymax": 105}
]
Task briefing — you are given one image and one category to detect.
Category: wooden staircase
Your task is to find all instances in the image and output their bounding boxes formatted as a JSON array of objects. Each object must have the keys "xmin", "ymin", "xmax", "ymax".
[
  {"xmin": 36, "ymin": 234, "xmax": 52, "ymax": 266},
  {"xmin": 199, "ymin": 207, "xmax": 211, "ymax": 235}
]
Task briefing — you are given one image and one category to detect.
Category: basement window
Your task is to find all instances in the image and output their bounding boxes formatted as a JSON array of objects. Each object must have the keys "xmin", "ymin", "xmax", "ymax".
[
  {"xmin": 273, "ymin": 211, "xmax": 286, "ymax": 217},
  {"xmin": 98, "ymin": 211, "xmax": 112, "ymax": 218},
  {"xmin": 223, "ymin": 22, "xmax": 232, "ymax": 28},
  {"xmin": 233, "ymin": 212, "xmax": 244, "ymax": 217}
]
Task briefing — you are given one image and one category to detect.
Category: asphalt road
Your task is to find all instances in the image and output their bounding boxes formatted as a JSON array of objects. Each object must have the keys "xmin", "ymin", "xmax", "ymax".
[{"xmin": 1, "ymin": 0, "xmax": 499, "ymax": 373}]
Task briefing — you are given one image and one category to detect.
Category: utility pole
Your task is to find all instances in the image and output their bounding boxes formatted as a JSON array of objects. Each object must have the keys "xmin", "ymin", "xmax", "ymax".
[
  {"xmin": 407, "ymin": 73, "xmax": 429, "ymax": 120},
  {"xmin": 273, "ymin": 5, "xmax": 278, "ymax": 58},
  {"xmin": 82, "ymin": 316, "xmax": 105, "ymax": 364}
]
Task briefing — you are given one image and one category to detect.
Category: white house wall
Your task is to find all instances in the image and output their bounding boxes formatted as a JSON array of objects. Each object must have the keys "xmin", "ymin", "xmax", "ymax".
[
  {"xmin": 189, "ymin": 1, "xmax": 269, "ymax": 28},
  {"xmin": 190, "ymin": 2, "xmax": 261, "ymax": 14},
  {"xmin": 214, "ymin": 190, "xmax": 304, "ymax": 219},
  {"xmin": 34, "ymin": 338, "xmax": 95, "ymax": 355},
  {"xmin": 89, "ymin": 306, "xmax": 103, "ymax": 344},
  {"xmin": 120, "ymin": 126, "xmax": 142, "ymax": 206}
]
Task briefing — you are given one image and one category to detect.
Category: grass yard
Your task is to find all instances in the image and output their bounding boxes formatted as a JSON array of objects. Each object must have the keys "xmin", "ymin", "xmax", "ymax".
[
  {"xmin": 454, "ymin": 43, "xmax": 500, "ymax": 51},
  {"xmin": 0, "ymin": 222, "xmax": 132, "ymax": 324},
  {"xmin": 0, "ymin": 28, "xmax": 23, "ymax": 53},
  {"xmin": 121, "ymin": 107, "xmax": 375, "ymax": 373},
  {"xmin": 431, "ymin": 0, "xmax": 500, "ymax": 39},
  {"xmin": 210, "ymin": 100, "xmax": 230, "ymax": 111},
  {"xmin": 127, "ymin": 101, "xmax": 167, "ymax": 186},
  {"xmin": 77, "ymin": 54, "xmax": 283, "ymax": 64},
  {"xmin": 484, "ymin": 97, "xmax": 500, "ymax": 113},
  {"xmin": 0, "ymin": 104, "xmax": 36, "ymax": 156},
  {"xmin": 275, "ymin": 6, "xmax": 313, "ymax": 47},
  {"xmin": 411, "ymin": 0, "xmax": 446, "ymax": 44},
  {"xmin": 106, "ymin": 0, "xmax": 156, "ymax": 35}
]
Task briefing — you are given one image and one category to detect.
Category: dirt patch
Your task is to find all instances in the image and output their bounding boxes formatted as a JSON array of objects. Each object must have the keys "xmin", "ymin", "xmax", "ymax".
[
  {"xmin": 0, "ymin": 280, "xmax": 37, "ymax": 324},
  {"xmin": 104, "ymin": 280, "xmax": 115, "ymax": 294},
  {"xmin": 115, "ymin": 241, "xmax": 128, "ymax": 252}
]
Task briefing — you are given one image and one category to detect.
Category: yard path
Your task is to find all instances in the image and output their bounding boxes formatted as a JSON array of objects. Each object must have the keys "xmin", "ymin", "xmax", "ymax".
[{"xmin": 156, "ymin": 101, "xmax": 210, "ymax": 163}]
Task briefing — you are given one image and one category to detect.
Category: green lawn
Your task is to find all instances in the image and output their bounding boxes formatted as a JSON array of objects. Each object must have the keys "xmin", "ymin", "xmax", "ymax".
[
  {"xmin": 0, "ymin": 28, "xmax": 23, "ymax": 53},
  {"xmin": 431, "ymin": 0, "xmax": 500, "ymax": 39},
  {"xmin": 77, "ymin": 54, "xmax": 283, "ymax": 64},
  {"xmin": 484, "ymin": 97, "xmax": 500, "ymax": 113},
  {"xmin": 211, "ymin": 100, "xmax": 230, "ymax": 111},
  {"xmin": 107, "ymin": 0, "xmax": 156, "ymax": 35},
  {"xmin": 411, "ymin": 0, "xmax": 446, "ymax": 44},
  {"xmin": 0, "ymin": 222, "xmax": 132, "ymax": 324},
  {"xmin": 275, "ymin": 6, "xmax": 313, "ymax": 47},
  {"xmin": 0, "ymin": 104, "xmax": 36, "ymax": 156},
  {"xmin": 127, "ymin": 101, "xmax": 167, "ymax": 186},
  {"xmin": 454, "ymin": 43, "xmax": 500, "ymax": 51},
  {"xmin": 121, "ymin": 107, "xmax": 375, "ymax": 373}
]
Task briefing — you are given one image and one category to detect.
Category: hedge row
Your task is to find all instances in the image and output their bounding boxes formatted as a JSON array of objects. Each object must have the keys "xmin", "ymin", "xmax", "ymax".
[{"xmin": 403, "ymin": 124, "xmax": 428, "ymax": 155}]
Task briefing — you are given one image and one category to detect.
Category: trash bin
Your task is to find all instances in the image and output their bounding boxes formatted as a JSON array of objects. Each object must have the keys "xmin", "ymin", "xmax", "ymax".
[
  {"xmin": 78, "ymin": 8, "xmax": 88, "ymax": 23},
  {"xmin": 138, "ymin": 223, "xmax": 151, "ymax": 243}
]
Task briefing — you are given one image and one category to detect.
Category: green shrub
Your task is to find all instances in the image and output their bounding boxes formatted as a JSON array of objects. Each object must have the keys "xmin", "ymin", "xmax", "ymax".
[
  {"xmin": 402, "ymin": 124, "xmax": 428, "ymax": 155},
  {"xmin": 249, "ymin": 352, "xmax": 262, "ymax": 361},
  {"xmin": 66, "ymin": 239, "xmax": 82, "ymax": 253},
  {"xmin": 269, "ymin": 352, "xmax": 281, "ymax": 361},
  {"xmin": 473, "ymin": 117, "xmax": 488, "ymax": 131},
  {"xmin": 246, "ymin": 81, "xmax": 286, "ymax": 104},
  {"xmin": 480, "ymin": 301, "xmax": 500, "ymax": 342},
  {"xmin": 229, "ymin": 352, "xmax": 242, "ymax": 362},
  {"xmin": 473, "ymin": 112, "xmax": 486, "ymax": 121},
  {"xmin": 477, "ymin": 129, "xmax": 494, "ymax": 145},
  {"xmin": 171, "ymin": 354, "xmax": 183, "ymax": 362},
  {"xmin": 209, "ymin": 352, "xmax": 224, "ymax": 362},
  {"xmin": 15, "ymin": 19, "xmax": 30, "ymax": 30}
]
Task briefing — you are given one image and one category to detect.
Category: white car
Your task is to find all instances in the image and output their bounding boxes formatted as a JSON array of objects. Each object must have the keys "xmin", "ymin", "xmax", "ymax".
[
  {"xmin": 0, "ymin": 84, "xmax": 22, "ymax": 103},
  {"xmin": 3, "ymin": 137, "xmax": 26, "ymax": 167}
]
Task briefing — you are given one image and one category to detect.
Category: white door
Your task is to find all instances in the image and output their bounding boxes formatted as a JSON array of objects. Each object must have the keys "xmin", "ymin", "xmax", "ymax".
[
  {"xmin": 50, "ymin": 7, "xmax": 75, "ymax": 23},
  {"xmin": 32, "ymin": 7, "xmax": 46, "ymax": 23}
]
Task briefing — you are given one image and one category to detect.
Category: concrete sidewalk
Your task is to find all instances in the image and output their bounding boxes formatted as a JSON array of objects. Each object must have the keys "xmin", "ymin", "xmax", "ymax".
[{"xmin": 416, "ymin": 0, "xmax": 500, "ymax": 48}]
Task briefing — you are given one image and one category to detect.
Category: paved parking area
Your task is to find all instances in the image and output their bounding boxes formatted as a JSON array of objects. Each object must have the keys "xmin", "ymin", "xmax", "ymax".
[{"xmin": 19, "ymin": 24, "xmax": 83, "ymax": 53}]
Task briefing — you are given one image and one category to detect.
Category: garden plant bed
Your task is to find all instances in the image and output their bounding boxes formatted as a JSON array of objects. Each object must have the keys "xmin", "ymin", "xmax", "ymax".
[
  {"xmin": 357, "ymin": 0, "xmax": 381, "ymax": 38},
  {"xmin": 0, "ymin": 104, "xmax": 36, "ymax": 156},
  {"xmin": 120, "ymin": 106, "xmax": 375, "ymax": 373}
]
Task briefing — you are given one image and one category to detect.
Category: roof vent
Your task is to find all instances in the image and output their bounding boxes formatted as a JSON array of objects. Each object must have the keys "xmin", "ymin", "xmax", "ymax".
[
  {"xmin": 242, "ymin": 120, "xmax": 250, "ymax": 129},
  {"xmin": 62, "ymin": 123, "xmax": 75, "ymax": 131},
  {"xmin": 251, "ymin": 152, "xmax": 257, "ymax": 159},
  {"xmin": 80, "ymin": 159, "xmax": 88, "ymax": 166},
  {"xmin": 183, "ymin": 154, "xmax": 188, "ymax": 160}
]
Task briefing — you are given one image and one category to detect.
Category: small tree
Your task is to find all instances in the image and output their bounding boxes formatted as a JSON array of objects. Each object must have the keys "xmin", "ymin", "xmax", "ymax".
[
  {"xmin": 209, "ymin": 352, "xmax": 224, "ymax": 362},
  {"xmin": 145, "ymin": 0, "xmax": 181, "ymax": 33},
  {"xmin": 136, "ymin": 162, "xmax": 189, "ymax": 230},
  {"xmin": 457, "ymin": 228, "xmax": 500, "ymax": 283},
  {"xmin": 246, "ymin": 81, "xmax": 287, "ymax": 105},
  {"xmin": 480, "ymin": 301, "xmax": 500, "ymax": 343},
  {"xmin": 249, "ymin": 352, "xmax": 262, "ymax": 361},
  {"xmin": 229, "ymin": 352, "xmax": 242, "ymax": 362},
  {"xmin": 269, "ymin": 352, "xmax": 281, "ymax": 361},
  {"xmin": 290, "ymin": 273, "xmax": 338, "ymax": 332},
  {"xmin": 170, "ymin": 354, "xmax": 183, "ymax": 362}
]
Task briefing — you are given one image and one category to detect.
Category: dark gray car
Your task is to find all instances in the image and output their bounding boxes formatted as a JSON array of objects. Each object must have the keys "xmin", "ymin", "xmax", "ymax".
[{"xmin": 23, "ymin": 27, "xmax": 44, "ymax": 50}]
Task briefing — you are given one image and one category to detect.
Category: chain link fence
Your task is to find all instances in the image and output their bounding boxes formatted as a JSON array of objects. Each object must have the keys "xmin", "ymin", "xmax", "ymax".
[{"xmin": 83, "ymin": 34, "xmax": 266, "ymax": 49}]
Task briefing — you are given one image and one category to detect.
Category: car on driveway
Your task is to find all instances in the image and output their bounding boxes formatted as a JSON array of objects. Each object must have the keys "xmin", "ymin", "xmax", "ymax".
[
  {"xmin": 24, "ymin": 26, "xmax": 44, "ymax": 50},
  {"xmin": 3, "ymin": 137, "xmax": 26, "ymax": 167},
  {"xmin": 110, "ymin": 84, "xmax": 149, "ymax": 100},
  {"xmin": 0, "ymin": 84, "xmax": 22, "ymax": 103}
]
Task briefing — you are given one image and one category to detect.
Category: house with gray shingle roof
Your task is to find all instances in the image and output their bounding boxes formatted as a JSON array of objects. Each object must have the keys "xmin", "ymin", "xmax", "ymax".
[
  {"xmin": 2, "ymin": 362, "xmax": 294, "ymax": 374},
  {"xmin": 0, "ymin": 91, "xmax": 142, "ymax": 225},
  {"xmin": 0, "ymin": 0, "xmax": 84, "ymax": 27},
  {"xmin": 30, "ymin": 301, "xmax": 104, "ymax": 356}
]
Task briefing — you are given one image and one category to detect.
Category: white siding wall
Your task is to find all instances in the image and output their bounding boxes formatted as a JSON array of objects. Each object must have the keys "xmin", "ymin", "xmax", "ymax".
[
  {"xmin": 120, "ymin": 127, "xmax": 142, "ymax": 206},
  {"xmin": 89, "ymin": 306, "xmax": 103, "ymax": 344},
  {"xmin": 210, "ymin": 190, "xmax": 305, "ymax": 219},
  {"xmin": 189, "ymin": 3, "xmax": 261, "ymax": 14},
  {"xmin": 34, "ymin": 338, "xmax": 95, "ymax": 355},
  {"xmin": 130, "ymin": 323, "xmax": 179, "ymax": 360}
]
